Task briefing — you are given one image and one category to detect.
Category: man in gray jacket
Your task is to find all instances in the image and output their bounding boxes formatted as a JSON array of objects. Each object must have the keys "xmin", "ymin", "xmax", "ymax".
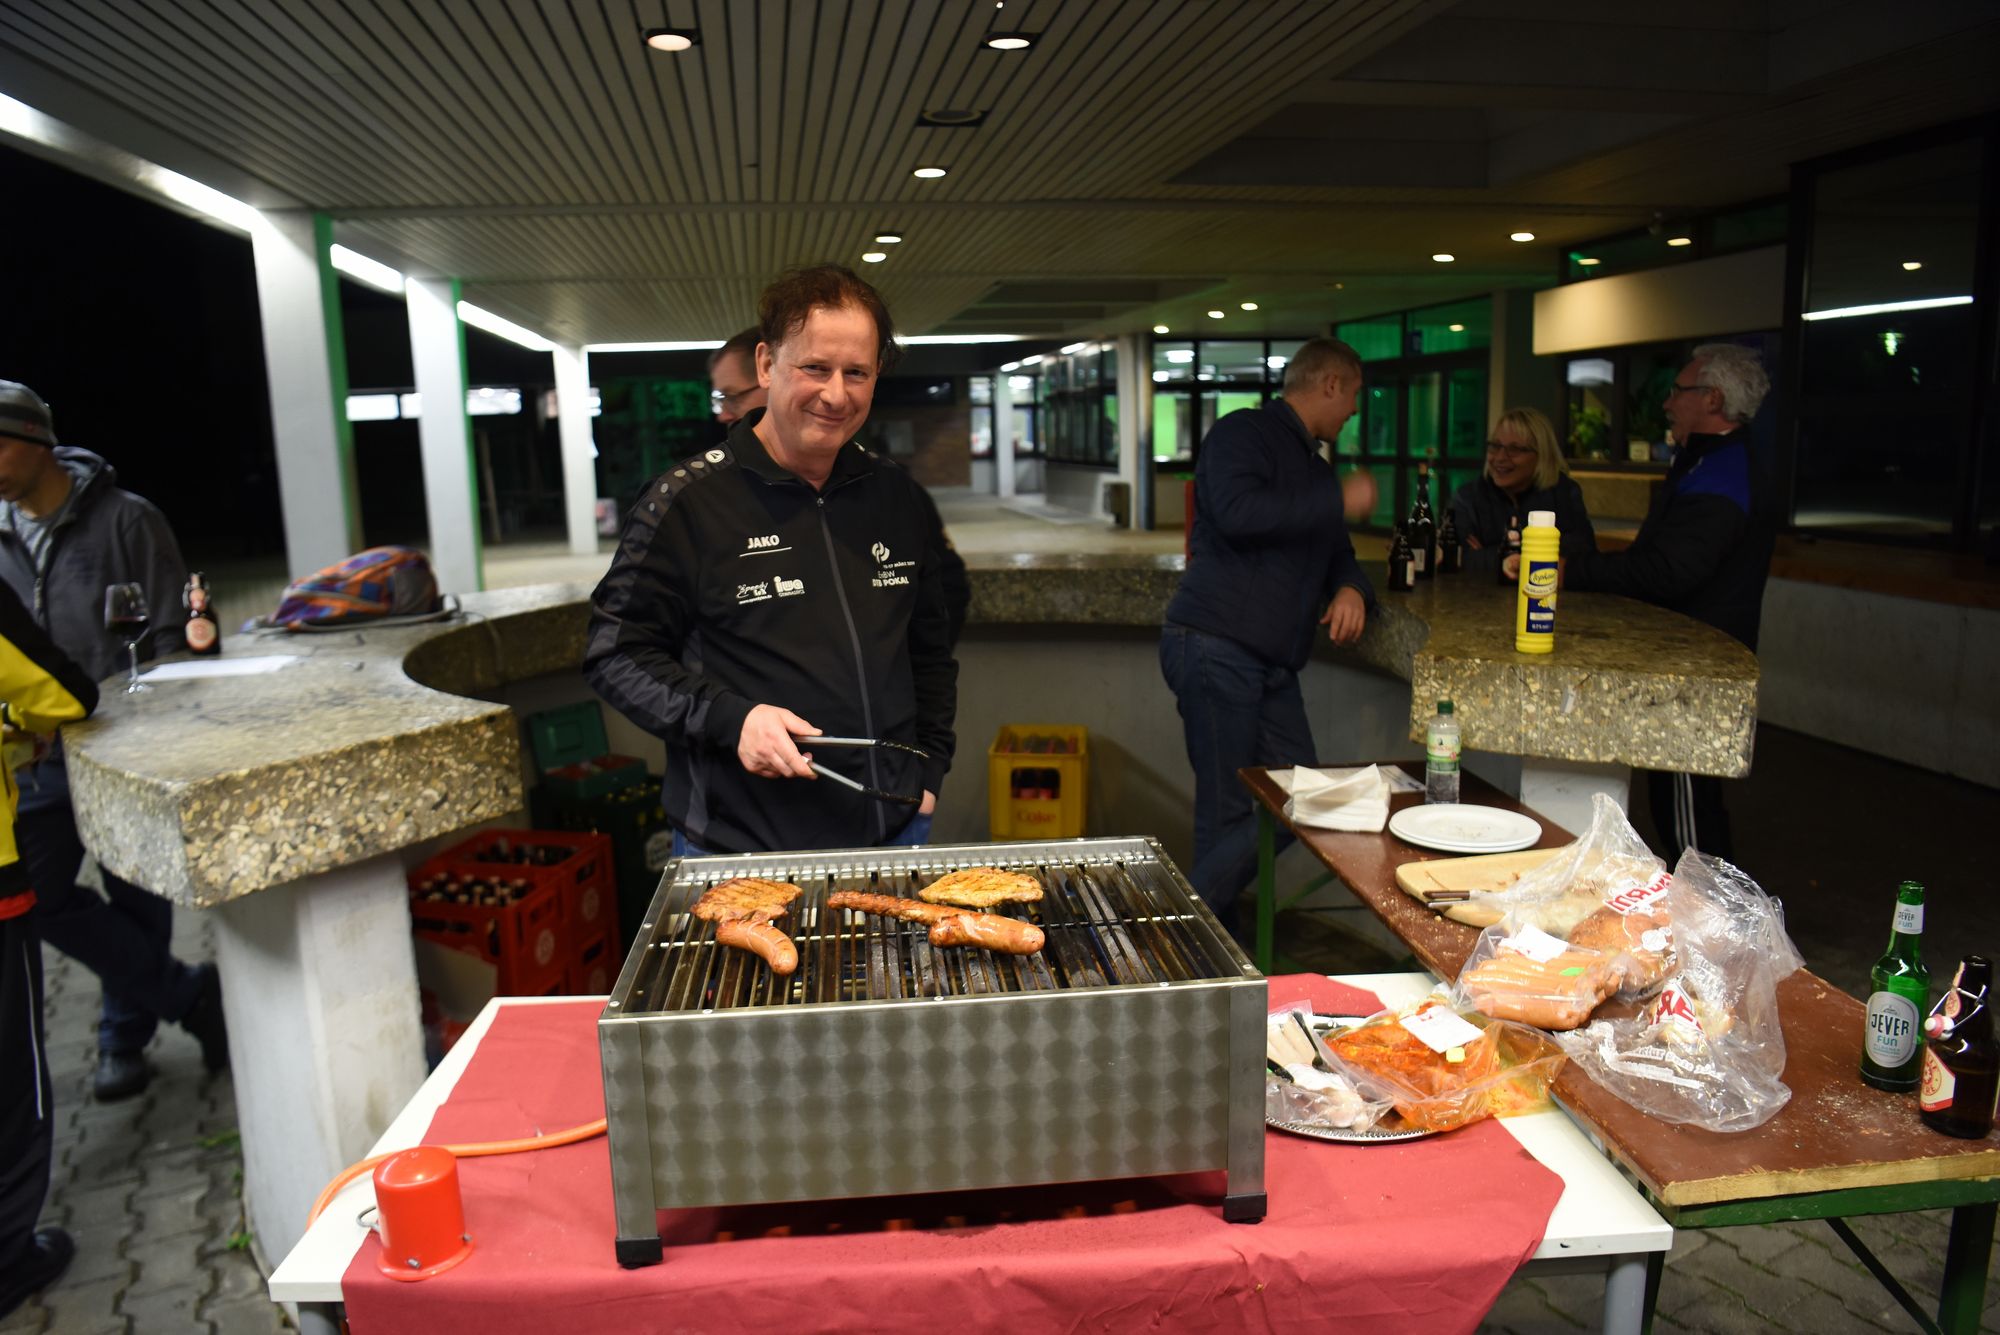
[{"xmin": 0, "ymin": 382, "xmax": 225, "ymax": 1101}]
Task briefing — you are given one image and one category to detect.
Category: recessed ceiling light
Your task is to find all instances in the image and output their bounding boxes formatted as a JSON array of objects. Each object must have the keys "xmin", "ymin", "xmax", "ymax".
[
  {"xmin": 916, "ymin": 108, "xmax": 988, "ymax": 128},
  {"xmin": 1666, "ymin": 236, "xmax": 1692, "ymax": 247},
  {"xmin": 912, "ymin": 166, "xmax": 947, "ymax": 179},
  {"xmin": 1239, "ymin": 301, "xmax": 1258, "ymax": 311},
  {"xmin": 1577, "ymin": 257, "xmax": 1602, "ymax": 267},
  {"xmin": 1510, "ymin": 231, "xmax": 1535, "ymax": 243},
  {"xmin": 1000, "ymin": 361, "xmax": 1021, "ymax": 372},
  {"xmin": 1207, "ymin": 309, "xmax": 1225, "ymax": 319},
  {"xmin": 1431, "ymin": 253, "xmax": 1455, "ymax": 263},
  {"xmin": 1903, "ymin": 260, "xmax": 1924, "ymax": 271},
  {"xmin": 642, "ymin": 27, "xmax": 699, "ymax": 51},
  {"xmin": 861, "ymin": 251, "xmax": 887, "ymax": 263},
  {"xmin": 1448, "ymin": 323, "xmax": 1465, "ymax": 332},
  {"xmin": 874, "ymin": 233, "xmax": 903, "ymax": 244},
  {"xmin": 1152, "ymin": 324, "xmax": 1169, "ymax": 334},
  {"xmin": 984, "ymin": 31, "xmax": 1036, "ymax": 50}
]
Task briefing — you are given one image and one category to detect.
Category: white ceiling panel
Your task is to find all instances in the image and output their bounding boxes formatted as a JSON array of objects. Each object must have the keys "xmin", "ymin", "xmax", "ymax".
[{"xmin": 0, "ymin": 0, "xmax": 1994, "ymax": 341}]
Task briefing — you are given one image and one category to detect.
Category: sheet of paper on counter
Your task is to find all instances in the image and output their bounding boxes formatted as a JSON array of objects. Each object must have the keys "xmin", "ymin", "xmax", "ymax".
[{"xmin": 137, "ymin": 655, "xmax": 299, "ymax": 682}]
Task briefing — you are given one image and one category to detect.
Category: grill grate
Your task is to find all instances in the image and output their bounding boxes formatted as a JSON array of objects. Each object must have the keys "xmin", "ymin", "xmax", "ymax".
[{"xmin": 617, "ymin": 839, "xmax": 1234, "ymax": 1015}]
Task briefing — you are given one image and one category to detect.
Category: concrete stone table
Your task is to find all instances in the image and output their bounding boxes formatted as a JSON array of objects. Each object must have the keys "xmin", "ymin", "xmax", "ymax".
[
  {"xmin": 963, "ymin": 553, "xmax": 1758, "ymax": 834},
  {"xmin": 1353, "ymin": 575, "xmax": 1759, "ymax": 828},
  {"xmin": 63, "ymin": 582, "xmax": 597, "ymax": 1273}
]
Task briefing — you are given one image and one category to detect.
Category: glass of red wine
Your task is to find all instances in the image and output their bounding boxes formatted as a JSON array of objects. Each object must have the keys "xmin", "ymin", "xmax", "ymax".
[{"xmin": 103, "ymin": 583, "xmax": 151, "ymax": 693}]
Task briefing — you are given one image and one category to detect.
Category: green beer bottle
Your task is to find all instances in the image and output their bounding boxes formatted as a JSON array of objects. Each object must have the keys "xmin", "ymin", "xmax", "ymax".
[{"xmin": 1861, "ymin": 881, "xmax": 1930, "ymax": 1091}]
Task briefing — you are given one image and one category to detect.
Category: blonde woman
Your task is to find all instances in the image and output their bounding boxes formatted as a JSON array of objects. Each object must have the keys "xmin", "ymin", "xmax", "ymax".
[{"xmin": 1446, "ymin": 406, "xmax": 1594, "ymax": 581}]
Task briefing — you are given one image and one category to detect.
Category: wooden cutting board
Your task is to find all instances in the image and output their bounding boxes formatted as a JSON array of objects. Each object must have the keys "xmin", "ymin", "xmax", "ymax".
[{"xmin": 1393, "ymin": 848, "xmax": 1565, "ymax": 928}]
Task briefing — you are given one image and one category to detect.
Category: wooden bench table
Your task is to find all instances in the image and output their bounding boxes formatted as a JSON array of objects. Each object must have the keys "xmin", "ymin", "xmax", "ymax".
[{"xmin": 1243, "ymin": 762, "xmax": 2000, "ymax": 1335}]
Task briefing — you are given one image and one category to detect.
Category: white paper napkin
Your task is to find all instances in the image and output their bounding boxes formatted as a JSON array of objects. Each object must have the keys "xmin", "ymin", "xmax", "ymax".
[{"xmin": 1275, "ymin": 764, "xmax": 1392, "ymax": 832}]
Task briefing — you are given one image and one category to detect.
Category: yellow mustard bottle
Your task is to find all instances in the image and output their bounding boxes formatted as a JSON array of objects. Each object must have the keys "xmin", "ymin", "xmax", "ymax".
[{"xmin": 1515, "ymin": 509, "xmax": 1560, "ymax": 654}]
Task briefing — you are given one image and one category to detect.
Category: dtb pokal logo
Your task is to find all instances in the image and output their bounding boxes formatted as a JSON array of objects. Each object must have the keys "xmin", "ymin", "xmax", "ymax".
[{"xmin": 871, "ymin": 541, "xmax": 890, "ymax": 564}]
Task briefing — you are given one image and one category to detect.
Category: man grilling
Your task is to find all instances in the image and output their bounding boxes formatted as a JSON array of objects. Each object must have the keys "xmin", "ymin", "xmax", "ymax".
[{"xmin": 586, "ymin": 266, "xmax": 957, "ymax": 854}]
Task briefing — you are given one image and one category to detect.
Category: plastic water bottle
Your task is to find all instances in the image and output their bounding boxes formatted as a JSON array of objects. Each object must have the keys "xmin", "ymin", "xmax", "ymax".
[{"xmin": 1425, "ymin": 700, "xmax": 1460, "ymax": 804}]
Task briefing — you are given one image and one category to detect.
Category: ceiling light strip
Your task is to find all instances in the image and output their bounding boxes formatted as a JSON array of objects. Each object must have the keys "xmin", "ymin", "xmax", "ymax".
[
  {"xmin": 1800, "ymin": 296, "xmax": 1973, "ymax": 322},
  {"xmin": 457, "ymin": 302, "xmax": 556, "ymax": 351}
]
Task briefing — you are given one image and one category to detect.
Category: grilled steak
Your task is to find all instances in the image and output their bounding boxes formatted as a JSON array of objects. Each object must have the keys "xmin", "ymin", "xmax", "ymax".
[
  {"xmin": 693, "ymin": 877, "xmax": 802, "ymax": 924},
  {"xmin": 918, "ymin": 867, "xmax": 1044, "ymax": 909}
]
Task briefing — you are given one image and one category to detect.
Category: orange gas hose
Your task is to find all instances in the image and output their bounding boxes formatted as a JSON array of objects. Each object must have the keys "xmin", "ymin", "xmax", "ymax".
[{"xmin": 307, "ymin": 1117, "xmax": 607, "ymax": 1227}]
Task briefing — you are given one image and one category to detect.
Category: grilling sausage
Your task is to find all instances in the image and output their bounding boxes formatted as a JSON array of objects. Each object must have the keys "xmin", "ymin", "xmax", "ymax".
[
  {"xmin": 826, "ymin": 890, "xmax": 1044, "ymax": 956},
  {"xmin": 826, "ymin": 891, "xmax": 961, "ymax": 924},
  {"xmin": 926, "ymin": 913, "xmax": 1045, "ymax": 955},
  {"xmin": 715, "ymin": 919, "xmax": 799, "ymax": 975}
]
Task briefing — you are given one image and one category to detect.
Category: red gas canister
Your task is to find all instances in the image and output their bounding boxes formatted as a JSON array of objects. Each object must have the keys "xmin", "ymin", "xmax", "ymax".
[{"xmin": 372, "ymin": 1146, "xmax": 475, "ymax": 1281}]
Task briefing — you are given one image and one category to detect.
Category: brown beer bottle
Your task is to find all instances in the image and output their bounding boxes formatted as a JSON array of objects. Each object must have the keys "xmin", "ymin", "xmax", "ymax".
[
  {"xmin": 183, "ymin": 572, "xmax": 222, "ymax": 656},
  {"xmin": 1919, "ymin": 955, "xmax": 1999, "ymax": 1139}
]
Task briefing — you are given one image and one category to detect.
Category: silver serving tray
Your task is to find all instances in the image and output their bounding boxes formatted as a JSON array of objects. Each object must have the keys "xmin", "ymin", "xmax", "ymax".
[
  {"xmin": 1268, "ymin": 1117, "xmax": 1432, "ymax": 1144},
  {"xmin": 1264, "ymin": 1014, "xmax": 1438, "ymax": 1145}
]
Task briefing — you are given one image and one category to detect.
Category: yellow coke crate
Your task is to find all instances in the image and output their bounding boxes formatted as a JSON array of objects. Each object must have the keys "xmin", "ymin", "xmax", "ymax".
[{"xmin": 987, "ymin": 724, "xmax": 1087, "ymax": 840}]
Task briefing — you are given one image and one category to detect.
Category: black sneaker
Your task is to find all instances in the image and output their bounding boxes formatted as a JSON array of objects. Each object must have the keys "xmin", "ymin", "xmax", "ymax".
[
  {"xmin": 0, "ymin": 1227, "xmax": 75, "ymax": 1319},
  {"xmin": 91, "ymin": 1048, "xmax": 151, "ymax": 1102},
  {"xmin": 179, "ymin": 962, "xmax": 229, "ymax": 1074}
]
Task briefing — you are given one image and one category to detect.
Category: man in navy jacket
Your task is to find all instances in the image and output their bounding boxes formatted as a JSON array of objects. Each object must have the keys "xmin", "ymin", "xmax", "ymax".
[
  {"xmin": 1561, "ymin": 342, "xmax": 1775, "ymax": 863},
  {"xmin": 1160, "ymin": 338, "xmax": 1373, "ymax": 933}
]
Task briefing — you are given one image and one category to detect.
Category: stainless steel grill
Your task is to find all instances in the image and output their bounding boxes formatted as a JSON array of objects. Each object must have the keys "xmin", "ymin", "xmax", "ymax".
[
  {"xmin": 599, "ymin": 837, "xmax": 1267, "ymax": 1266},
  {"xmin": 623, "ymin": 841, "xmax": 1230, "ymax": 1013}
]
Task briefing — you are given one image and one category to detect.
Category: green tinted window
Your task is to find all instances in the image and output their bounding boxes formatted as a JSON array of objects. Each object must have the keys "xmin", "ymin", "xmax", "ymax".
[
  {"xmin": 1406, "ymin": 372, "xmax": 1441, "ymax": 461},
  {"xmin": 1336, "ymin": 317, "xmax": 1402, "ymax": 362},
  {"xmin": 1407, "ymin": 299, "xmax": 1491, "ymax": 355},
  {"xmin": 1447, "ymin": 367, "xmax": 1487, "ymax": 457}
]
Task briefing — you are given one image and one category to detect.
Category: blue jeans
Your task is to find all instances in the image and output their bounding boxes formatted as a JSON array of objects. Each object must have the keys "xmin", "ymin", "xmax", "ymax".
[
  {"xmin": 1159, "ymin": 625, "xmax": 1317, "ymax": 936},
  {"xmin": 15, "ymin": 761, "xmax": 201, "ymax": 1054},
  {"xmin": 672, "ymin": 810, "xmax": 933, "ymax": 859}
]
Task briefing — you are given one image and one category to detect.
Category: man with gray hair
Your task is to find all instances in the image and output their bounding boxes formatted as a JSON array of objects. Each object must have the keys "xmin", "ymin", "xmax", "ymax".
[
  {"xmin": 1561, "ymin": 341, "xmax": 1775, "ymax": 862},
  {"xmin": 1160, "ymin": 337, "xmax": 1372, "ymax": 936}
]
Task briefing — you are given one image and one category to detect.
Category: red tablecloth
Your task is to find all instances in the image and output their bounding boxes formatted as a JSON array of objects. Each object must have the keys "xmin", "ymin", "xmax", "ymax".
[{"xmin": 344, "ymin": 977, "xmax": 1562, "ymax": 1333}]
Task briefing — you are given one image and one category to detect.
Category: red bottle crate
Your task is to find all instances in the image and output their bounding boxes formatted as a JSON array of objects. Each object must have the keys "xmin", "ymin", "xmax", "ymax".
[
  {"xmin": 410, "ymin": 880, "xmax": 568, "ymax": 996},
  {"xmin": 564, "ymin": 862, "xmax": 619, "ymax": 946},
  {"xmin": 409, "ymin": 829, "xmax": 611, "ymax": 996},
  {"xmin": 568, "ymin": 929, "xmax": 619, "ymax": 996}
]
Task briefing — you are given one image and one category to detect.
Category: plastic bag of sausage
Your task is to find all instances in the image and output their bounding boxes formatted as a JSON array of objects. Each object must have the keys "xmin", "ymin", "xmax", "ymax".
[
  {"xmin": 1456, "ymin": 793, "xmax": 1676, "ymax": 1000},
  {"xmin": 1452, "ymin": 917, "xmax": 1621, "ymax": 1031},
  {"xmin": 1550, "ymin": 849, "xmax": 1805, "ymax": 1133}
]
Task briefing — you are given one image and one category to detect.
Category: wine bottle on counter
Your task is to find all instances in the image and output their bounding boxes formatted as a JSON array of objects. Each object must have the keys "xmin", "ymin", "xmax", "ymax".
[
  {"xmin": 1437, "ymin": 505, "xmax": 1462, "ymax": 575},
  {"xmin": 1386, "ymin": 525, "xmax": 1416, "ymax": 592},
  {"xmin": 1406, "ymin": 462, "xmax": 1437, "ymax": 579},
  {"xmin": 1921, "ymin": 955, "xmax": 1999, "ymax": 1138},
  {"xmin": 183, "ymin": 572, "xmax": 221, "ymax": 656},
  {"xmin": 1860, "ymin": 881, "xmax": 1929, "ymax": 1091},
  {"xmin": 1498, "ymin": 516, "xmax": 1522, "ymax": 585}
]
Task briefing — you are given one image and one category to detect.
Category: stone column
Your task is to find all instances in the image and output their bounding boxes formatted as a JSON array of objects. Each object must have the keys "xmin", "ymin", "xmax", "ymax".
[
  {"xmin": 1115, "ymin": 333, "xmax": 1154, "ymax": 531},
  {"xmin": 405, "ymin": 278, "xmax": 483, "ymax": 593},
  {"xmin": 992, "ymin": 373, "xmax": 1016, "ymax": 498},
  {"xmin": 214, "ymin": 854, "xmax": 427, "ymax": 1269},
  {"xmin": 552, "ymin": 344, "xmax": 599, "ymax": 556},
  {"xmin": 248, "ymin": 211, "xmax": 361, "ymax": 576}
]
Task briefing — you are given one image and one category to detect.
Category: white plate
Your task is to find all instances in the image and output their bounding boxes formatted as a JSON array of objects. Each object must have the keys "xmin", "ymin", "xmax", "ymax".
[{"xmin": 1387, "ymin": 804, "xmax": 1542, "ymax": 854}]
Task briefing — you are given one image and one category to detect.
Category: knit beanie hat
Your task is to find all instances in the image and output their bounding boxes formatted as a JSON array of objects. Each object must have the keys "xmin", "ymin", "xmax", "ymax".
[{"xmin": 0, "ymin": 382, "xmax": 56, "ymax": 448}]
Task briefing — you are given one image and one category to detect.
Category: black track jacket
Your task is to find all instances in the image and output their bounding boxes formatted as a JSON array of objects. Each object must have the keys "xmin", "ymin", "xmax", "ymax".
[{"xmin": 584, "ymin": 411, "xmax": 957, "ymax": 853}]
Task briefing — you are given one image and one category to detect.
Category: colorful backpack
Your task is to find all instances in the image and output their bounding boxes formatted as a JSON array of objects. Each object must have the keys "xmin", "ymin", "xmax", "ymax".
[{"xmin": 270, "ymin": 546, "xmax": 443, "ymax": 629}]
